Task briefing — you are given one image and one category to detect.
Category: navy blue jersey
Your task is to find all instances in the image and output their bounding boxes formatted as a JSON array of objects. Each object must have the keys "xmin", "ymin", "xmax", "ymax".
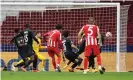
[
  {"xmin": 14, "ymin": 36, "xmax": 24, "ymax": 48},
  {"xmin": 11, "ymin": 29, "xmax": 39, "ymax": 46},
  {"xmin": 62, "ymin": 38, "xmax": 73, "ymax": 52}
]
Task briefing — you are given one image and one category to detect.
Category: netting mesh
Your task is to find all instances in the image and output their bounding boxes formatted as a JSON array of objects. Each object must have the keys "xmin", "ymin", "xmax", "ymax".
[
  {"xmin": 1, "ymin": 5, "xmax": 118, "ymax": 52},
  {"xmin": 119, "ymin": 5, "xmax": 130, "ymax": 72},
  {"xmin": 1, "ymin": 4, "xmax": 130, "ymax": 71}
]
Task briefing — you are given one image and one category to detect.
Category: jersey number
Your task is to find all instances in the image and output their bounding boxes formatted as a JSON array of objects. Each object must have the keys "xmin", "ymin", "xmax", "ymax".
[
  {"xmin": 50, "ymin": 31, "xmax": 56, "ymax": 38},
  {"xmin": 24, "ymin": 34, "xmax": 28, "ymax": 42},
  {"xmin": 88, "ymin": 26, "xmax": 93, "ymax": 36},
  {"xmin": 63, "ymin": 42, "xmax": 66, "ymax": 51}
]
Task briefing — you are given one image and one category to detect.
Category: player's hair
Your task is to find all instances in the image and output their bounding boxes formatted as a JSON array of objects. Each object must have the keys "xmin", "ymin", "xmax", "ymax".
[
  {"xmin": 62, "ymin": 30, "xmax": 69, "ymax": 38},
  {"xmin": 24, "ymin": 23, "xmax": 30, "ymax": 28},
  {"xmin": 56, "ymin": 24, "xmax": 62, "ymax": 30},
  {"xmin": 14, "ymin": 28, "xmax": 20, "ymax": 33},
  {"xmin": 88, "ymin": 17, "xmax": 95, "ymax": 24}
]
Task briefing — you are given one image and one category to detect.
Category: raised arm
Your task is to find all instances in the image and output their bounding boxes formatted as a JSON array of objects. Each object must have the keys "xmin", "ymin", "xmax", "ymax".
[
  {"xmin": 43, "ymin": 31, "xmax": 51, "ymax": 37},
  {"xmin": 78, "ymin": 28, "xmax": 84, "ymax": 40}
]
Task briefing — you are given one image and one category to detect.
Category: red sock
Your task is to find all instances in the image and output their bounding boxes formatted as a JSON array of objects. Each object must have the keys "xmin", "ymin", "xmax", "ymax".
[
  {"xmin": 57, "ymin": 56, "xmax": 61, "ymax": 65},
  {"xmin": 84, "ymin": 57, "xmax": 88, "ymax": 70},
  {"xmin": 97, "ymin": 55, "xmax": 102, "ymax": 66},
  {"xmin": 52, "ymin": 58, "xmax": 56, "ymax": 69}
]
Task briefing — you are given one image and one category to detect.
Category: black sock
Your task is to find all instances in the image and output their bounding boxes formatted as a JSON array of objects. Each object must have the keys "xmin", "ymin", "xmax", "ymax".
[
  {"xmin": 71, "ymin": 62, "xmax": 78, "ymax": 69},
  {"xmin": 24, "ymin": 60, "xmax": 33, "ymax": 68},
  {"xmin": 14, "ymin": 62, "xmax": 25, "ymax": 67},
  {"xmin": 88, "ymin": 60, "xmax": 92, "ymax": 68},
  {"xmin": 33, "ymin": 55, "xmax": 38, "ymax": 70},
  {"xmin": 77, "ymin": 58, "xmax": 83, "ymax": 66}
]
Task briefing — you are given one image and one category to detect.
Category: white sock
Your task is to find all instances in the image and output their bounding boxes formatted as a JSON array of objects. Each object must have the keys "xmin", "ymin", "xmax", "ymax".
[
  {"xmin": 98, "ymin": 66, "xmax": 102, "ymax": 70},
  {"xmin": 57, "ymin": 64, "xmax": 60, "ymax": 67}
]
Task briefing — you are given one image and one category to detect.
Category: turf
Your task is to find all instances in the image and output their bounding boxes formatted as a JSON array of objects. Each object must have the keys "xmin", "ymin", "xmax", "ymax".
[{"xmin": 1, "ymin": 71, "xmax": 133, "ymax": 80}]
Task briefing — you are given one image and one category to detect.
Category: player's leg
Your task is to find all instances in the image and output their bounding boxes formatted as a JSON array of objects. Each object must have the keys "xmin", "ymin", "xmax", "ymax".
[
  {"xmin": 69, "ymin": 57, "xmax": 83, "ymax": 72},
  {"xmin": 37, "ymin": 53, "xmax": 47, "ymax": 71},
  {"xmin": 66, "ymin": 52, "xmax": 83, "ymax": 72},
  {"xmin": 93, "ymin": 46, "xmax": 104, "ymax": 74},
  {"xmin": 22, "ymin": 46, "xmax": 36, "ymax": 69},
  {"xmin": 12, "ymin": 59, "xmax": 25, "ymax": 71},
  {"xmin": 83, "ymin": 46, "xmax": 91, "ymax": 74},
  {"xmin": 42, "ymin": 60, "xmax": 46, "ymax": 71},
  {"xmin": 54, "ymin": 48, "xmax": 61, "ymax": 72},
  {"xmin": 32, "ymin": 54, "xmax": 38, "ymax": 72},
  {"xmin": 48, "ymin": 49, "xmax": 56, "ymax": 71},
  {"xmin": 11, "ymin": 49, "xmax": 26, "ymax": 71},
  {"xmin": 21, "ymin": 54, "xmax": 35, "ymax": 72},
  {"xmin": 89, "ymin": 54, "xmax": 98, "ymax": 72},
  {"xmin": 88, "ymin": 53, "xmax": 93, "ymax": 69}
]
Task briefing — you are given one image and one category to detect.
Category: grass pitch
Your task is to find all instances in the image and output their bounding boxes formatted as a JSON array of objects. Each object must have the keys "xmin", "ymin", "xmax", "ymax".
[{"xmin": 1, "ymin": 71, "xmax": 133, "ymax": 80}]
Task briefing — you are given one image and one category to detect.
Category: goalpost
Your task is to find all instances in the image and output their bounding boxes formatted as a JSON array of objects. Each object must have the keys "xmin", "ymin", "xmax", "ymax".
[{"xmin": 0, "ymin": 2, "xmax": 129, "ymax": 72}]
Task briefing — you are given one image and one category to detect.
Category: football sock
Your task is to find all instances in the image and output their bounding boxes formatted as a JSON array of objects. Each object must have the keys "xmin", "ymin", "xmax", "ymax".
[
  {"xmin": 71, "ymin": 63, "xmax": 78, "ymax": 69},
  {"xmin": 52, "ymin": 58, "xmax": 56, "ymax": 69},
  {"xmin": 97, "ymin": 55, "xmax": 102, "ymax": 66},
  {"xmin": 57, "ymin": 57, "xmax": 61, "ymax": 65},
  {"xmin": 33, "ymin": 57, "xmax": 38, "ymax": 70},
  {"xmin": 84, "ymin": 57, "xmax": 88, "ymax": 70}
]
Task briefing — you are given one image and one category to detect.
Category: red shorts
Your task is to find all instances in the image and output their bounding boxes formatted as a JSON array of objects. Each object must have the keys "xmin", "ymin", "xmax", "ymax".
[
  {"xmin": 48, "ymin": 47, "xmax": 60, "ymax": 57},
  {"xmin": 84, "ymin": 45, "xmax": 100, "ymax": 57}
]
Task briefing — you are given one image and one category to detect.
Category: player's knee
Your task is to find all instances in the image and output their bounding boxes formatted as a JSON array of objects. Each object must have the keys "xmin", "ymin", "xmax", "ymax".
[{"xmin": 84, "ymin": 56, "xmax": 89, "ymax": 60}]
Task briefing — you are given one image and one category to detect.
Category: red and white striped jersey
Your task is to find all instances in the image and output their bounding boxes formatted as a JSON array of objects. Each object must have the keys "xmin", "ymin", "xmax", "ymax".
[
  {"xmin": 47, "ymin": 30, "xmax": 62, "ymax": 47},
  {"xmin": 82, "ymin": 24, "xmax": 98, "ymax": 46}
]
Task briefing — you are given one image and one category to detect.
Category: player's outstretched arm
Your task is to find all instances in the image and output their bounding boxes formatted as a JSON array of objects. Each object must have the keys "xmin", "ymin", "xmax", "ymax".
[
  {"xmin": 39, "ymin": 46, "xmax": 47, "ymax": 49},
  {"xmin": 39, "ymin": 39, "xmax": 47, "ymax": 49},
  {"xmin": 43, "ymin": 32, "xmax": 50, "ymax": 37},
  {"xmin": 10, "ymin": 32, "xmax": 23, "ymax": 43},
  {"xmin": 78, "ymin": 28, "xmax": 84, "ymax": 40}
]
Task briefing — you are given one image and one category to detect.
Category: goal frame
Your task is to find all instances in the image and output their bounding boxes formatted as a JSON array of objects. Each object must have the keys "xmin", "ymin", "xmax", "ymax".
[{"xmin": 0, "ymin": 2, "xmax": 120, "ymax": 72}]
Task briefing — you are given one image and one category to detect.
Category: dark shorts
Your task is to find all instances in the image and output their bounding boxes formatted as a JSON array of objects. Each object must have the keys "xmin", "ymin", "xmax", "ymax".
[
  {"xmin": 64, "ymin": 51, "xmax": 78, "ymax": 62},
  {"xmin": 18, "ymin": 45, "xmax": 34, "ymax": 59},
  {"xmin": 78, "ymin": 39, "xmax": 102, "ymax": 55}
]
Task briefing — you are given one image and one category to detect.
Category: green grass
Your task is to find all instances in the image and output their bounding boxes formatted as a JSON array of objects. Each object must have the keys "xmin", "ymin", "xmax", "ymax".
[{"xmin": 1, "ymin": 71, "xmax": 133, "ymax": 80}]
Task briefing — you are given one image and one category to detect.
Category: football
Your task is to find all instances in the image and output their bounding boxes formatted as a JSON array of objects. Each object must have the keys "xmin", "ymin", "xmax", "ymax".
[{"xmin": 106, "ymin": 32, "xmax": 112, "ymax": 38}]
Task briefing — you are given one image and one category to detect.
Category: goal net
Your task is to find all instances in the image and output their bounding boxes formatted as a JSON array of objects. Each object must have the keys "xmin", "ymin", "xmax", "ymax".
[{"xmin": 0, "ymin": 2, "xmax": 130, "ymax": 72}]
